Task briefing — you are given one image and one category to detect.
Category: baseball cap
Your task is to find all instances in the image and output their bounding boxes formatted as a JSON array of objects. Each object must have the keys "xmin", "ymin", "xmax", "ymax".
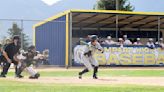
[
  {"xmin": 149, "ymin": 38, "xmax": 153, "ymax": 41},
  {"xmin": 123, "ymin": 35, "xmax": 127, "ymax": 38},
  {"xmin": 13, "ymin": 35, "xmax": 20, "ymax": 40},
  {"xmin": 119, "ymin": 38, "xmax": 123, "ymax": 41},
  {"xmin": 107, "ymin": 36, "xmax": 111, "ymax": 39},
  {"xmin": 160, "ymin": 38, "xmax": 163, "ymax": 41},
  {"xmin": 137, "ymin": 38, "xmax": 140, "ymax": 41}
]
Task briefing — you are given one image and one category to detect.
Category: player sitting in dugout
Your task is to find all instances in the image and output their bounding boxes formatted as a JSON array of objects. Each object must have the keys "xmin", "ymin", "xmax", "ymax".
[
  {"xmin": 103, "ymin": 36, "xmax": 117, "ymax": 45},
  {"xmin": 133, "ymin": 38, "xmax": 143, "ymax": 45},
  {"xmin": 80, "ymin": 35, "xmax": 164, "ymax": 49},
  {"xmin": 155, "ymin": 38, "xmax": 164, "ymax": 49},
  {"xmin": 146, "ymin": 38, "xmax": 155, "ymax": 49}
]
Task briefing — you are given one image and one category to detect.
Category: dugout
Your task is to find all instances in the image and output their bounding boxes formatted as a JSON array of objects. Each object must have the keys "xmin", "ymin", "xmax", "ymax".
[{"xmin": 33, "ymin": 10, "xmax": 164, "ymax": 67}]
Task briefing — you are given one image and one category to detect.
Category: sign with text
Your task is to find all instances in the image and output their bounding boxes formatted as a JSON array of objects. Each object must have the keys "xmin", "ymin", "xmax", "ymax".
[{"xmin": 94, "ymin": 47, "xmax": 164, "ymax": 65}]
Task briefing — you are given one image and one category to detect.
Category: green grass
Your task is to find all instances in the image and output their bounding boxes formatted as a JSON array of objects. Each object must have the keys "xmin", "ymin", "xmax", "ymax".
[
  {"xmin": 1, "ymin": 69, "xmax": 164, "ymax": 92},
  {"xmin": 11, "ymin": 69, "xmax": 164, "ymax": 77},
  {"xmin": 0, "ymin": 79, "xmax": 164, "ymax": 92}
]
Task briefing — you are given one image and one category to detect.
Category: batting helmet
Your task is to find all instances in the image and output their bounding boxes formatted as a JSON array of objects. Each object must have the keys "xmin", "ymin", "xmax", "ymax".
[{"xmin": 90, "ymin": 35, "xmax": 98, "ymax": 42}]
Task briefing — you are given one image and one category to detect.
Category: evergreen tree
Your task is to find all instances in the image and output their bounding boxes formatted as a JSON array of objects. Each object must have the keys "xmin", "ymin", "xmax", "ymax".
[
  {"xmin": 94, "ymin": 0, "xmax": 134, "ymax": 11},
  {"xmin": 8, "ymin": 22, "xmax": 29, "ymax": 50}
]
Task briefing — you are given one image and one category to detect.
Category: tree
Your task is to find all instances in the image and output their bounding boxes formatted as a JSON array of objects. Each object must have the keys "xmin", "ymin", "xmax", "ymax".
[
  {"xmin": 8, "ymin": 22, "xmax": 30, "ymax": 50},
  {"xmin": 93, "ymin": 0, "xmax": 134, "ymax": 11}
]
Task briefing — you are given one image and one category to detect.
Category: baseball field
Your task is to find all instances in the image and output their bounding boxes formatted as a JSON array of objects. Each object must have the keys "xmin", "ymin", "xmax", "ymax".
[{"xmin": 0, "ymin": 67, "xmax": 164, "ymax": 92}]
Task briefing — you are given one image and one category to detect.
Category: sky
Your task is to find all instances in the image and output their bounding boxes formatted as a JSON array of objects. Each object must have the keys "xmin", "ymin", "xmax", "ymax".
[
  {"xmin": 129, "ymin": 0, "xmax": 164, "ymax": 12},
  {"xmin": 41, "ymin": 0, "xmax": 62, "ymax": 6},
  {"xmin": 41, "ymin": 0, "xmax": 164, "ymax": 12},
  {"xmin": 0, "ymin": 0, "xmax": 164, "ymax": 41}
]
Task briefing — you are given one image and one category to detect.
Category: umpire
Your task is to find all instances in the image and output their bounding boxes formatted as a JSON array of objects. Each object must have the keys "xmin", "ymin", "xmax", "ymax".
[
  {"xmin": 0, "ymin": 43, "xmax": 11, "ymax": 69},
  {"xmin": 0, "ymin": 35, "xmax": 23, "ymax": 78}
]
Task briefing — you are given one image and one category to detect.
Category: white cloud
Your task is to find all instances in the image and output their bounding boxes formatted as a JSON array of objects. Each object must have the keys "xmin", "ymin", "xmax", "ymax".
[{"xmin": 41, "ymin": 0, "xmax": 62, "ymax": 6}]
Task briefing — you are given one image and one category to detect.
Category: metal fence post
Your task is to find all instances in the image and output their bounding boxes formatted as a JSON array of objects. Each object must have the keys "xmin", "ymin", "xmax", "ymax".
[{"xmin": 21, "ymin": 19, "xmax": 24, "ymax": 49}]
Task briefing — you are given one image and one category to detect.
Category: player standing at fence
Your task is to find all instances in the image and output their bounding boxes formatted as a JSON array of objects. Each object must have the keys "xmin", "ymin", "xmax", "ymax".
[{"xmin": 78, "ymin": 35, "xmax": 104, "ymax": 79}]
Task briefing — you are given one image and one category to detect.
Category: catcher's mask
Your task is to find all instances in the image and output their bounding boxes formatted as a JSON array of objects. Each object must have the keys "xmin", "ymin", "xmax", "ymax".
[{"xmin": 28, "ymin": 45, "xmax": 36, "ymax": 52}]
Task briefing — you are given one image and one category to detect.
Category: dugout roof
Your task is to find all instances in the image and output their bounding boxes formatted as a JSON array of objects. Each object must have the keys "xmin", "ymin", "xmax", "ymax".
[
  {"xmin": 71, "ymin": 10, "xmax": 164, "ymax": 30},
  {"xmin": 33, "ymin": 10, "xmax": 164, "ymax": 66},
  {"xmin": 34, "ymin": 9, "xmax": 164, "ymax": 30}
]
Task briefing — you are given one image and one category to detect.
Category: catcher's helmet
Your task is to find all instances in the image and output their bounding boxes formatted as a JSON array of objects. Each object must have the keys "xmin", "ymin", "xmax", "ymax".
[{"xmin": 28, "ymin": 45, "xmax": 35, "ymax": 50}]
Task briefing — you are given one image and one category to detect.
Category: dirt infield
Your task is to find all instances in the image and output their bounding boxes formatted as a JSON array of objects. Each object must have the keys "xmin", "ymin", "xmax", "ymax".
[
  {"xmin": 36, "ymin": 67, "xmax": 164, "ymax": 71},
  {"xmin": 3, "ymin": 77, "xmax": 164, "ymax": 86},
  {"xmin": 5, "ymin": 67, "xmax": 164, "ymax": 72},
  {"xmin": 1, "ymin": 67, "xmax": 164, "ymax": 86}
]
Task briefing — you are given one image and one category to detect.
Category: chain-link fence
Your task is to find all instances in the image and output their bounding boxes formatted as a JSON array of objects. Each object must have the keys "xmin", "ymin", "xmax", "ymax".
[
  {"xmin": 0, "ymin": 19, "xmax": 63, "ymax": 67},
  {"xmin": 0, "ymin": 19, "xmax": 40, "ymax": 47}
]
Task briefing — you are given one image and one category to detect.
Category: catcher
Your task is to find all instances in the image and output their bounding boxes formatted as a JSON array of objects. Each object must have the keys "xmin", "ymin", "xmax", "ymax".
[{"xmin": 17, "ymin": 45, "xmax": 40, "ymax": 79}]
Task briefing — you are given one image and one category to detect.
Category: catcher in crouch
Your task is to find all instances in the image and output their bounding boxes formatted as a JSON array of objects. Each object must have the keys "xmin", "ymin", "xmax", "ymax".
[
  {"xmin": 76, "ymin": 35, "xmax": 104, "ymax": 79},
  {"xmin": 17, "ymin": 45, "xmax": 40, "ymax": 79}
]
